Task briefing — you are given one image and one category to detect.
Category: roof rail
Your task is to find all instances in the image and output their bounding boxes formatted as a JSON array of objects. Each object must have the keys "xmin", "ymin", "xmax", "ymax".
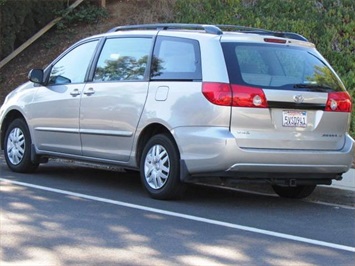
[
  {"xmin": 107, "ymin": 23, "xmax": 308, "ymax": 42},
  {"xmin": 107, "ymin": 23, "xmax": 223, "ymax": 35},
  {"xmin": 216, "ymin": 25, "xmax": 309, "ymax": 42}
]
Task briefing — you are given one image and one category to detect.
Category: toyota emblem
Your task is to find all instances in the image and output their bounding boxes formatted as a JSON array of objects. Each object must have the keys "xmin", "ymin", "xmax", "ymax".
[{"xmin": 293, "ymin": 94, "xmax": 304, "ymax": 103}]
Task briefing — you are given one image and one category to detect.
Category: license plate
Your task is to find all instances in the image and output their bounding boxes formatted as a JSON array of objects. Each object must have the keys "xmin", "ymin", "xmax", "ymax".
[{"xmin": 282, "ymin": 111, "xmax": 307, "ymax": 127}]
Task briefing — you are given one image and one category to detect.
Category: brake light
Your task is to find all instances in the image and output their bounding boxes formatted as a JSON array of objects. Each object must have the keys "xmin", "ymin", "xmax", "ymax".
[
  {"xmin": 231, "ymin": 85, "xmax": 268, "ymax": 108},
  {"xmin": 202, "ymin": 82, "xmax": 268, "ymax": 108},
  {"xmin": 325, "ymin": 92, "xmax": 352, "ymax": 112},
  {"xmin": 264, "ymin": 38, "xmax": 287, "ymax": 44}
]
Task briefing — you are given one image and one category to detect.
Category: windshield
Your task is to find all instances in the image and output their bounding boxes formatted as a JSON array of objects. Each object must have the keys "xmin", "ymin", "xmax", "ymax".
[{"xmin": 222, "ymin": 43, "xmax": 346, "ymax": 92}]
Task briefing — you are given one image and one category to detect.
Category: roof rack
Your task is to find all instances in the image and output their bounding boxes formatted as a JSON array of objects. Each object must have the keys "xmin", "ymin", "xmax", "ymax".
[
  {"xmin": 107, "ymin": 23, "xmax": 308, "ymax": 42},
  {"xmin": 216, "ymin": 25, "xmax": 308, "ymax": 41},
  {"xmin": 107, "ymin": 23, "xmax": 223, "ymax": 35}
]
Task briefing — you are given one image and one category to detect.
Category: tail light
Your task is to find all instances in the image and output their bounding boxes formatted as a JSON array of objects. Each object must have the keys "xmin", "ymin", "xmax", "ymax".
[
  {"xmin": 231, "ymin": 84, "xmax": 268, "ymax": 108},
  {"xmin": 325, "ymin": 92, "xmax": 352, "ymax": 112},
  {"xmin": 202, "ymin": 82, "xmax": 232, "ymax": 106},
  {"xmin": 202, "ymin": 82, "xmax": 268, "ymax": 108}
]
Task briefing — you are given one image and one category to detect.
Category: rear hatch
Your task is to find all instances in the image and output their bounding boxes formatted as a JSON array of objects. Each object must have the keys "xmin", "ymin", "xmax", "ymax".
[{"xmin": 221, "ymin": 38, "xmax": 352, "ymax": 151}]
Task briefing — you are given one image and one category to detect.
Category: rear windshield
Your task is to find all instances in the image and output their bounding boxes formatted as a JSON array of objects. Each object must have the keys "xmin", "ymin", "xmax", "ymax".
[{"xmin": 222, "ymin": 43, "xmax": 345, "ymax": 92}]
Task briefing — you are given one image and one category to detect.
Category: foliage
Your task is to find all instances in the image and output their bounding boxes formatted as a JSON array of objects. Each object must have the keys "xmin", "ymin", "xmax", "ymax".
[
  {"xmin": 0, "ymin": 1, "xmax": 107, "ymax": 59},
  {"xmin": 95, "ymin": 55, "xmax": 148, "ymax": 81},
  {"xmin": 0, "ymin": 0, "xmax": 66, "ymax": 60},
  {"xmin": 56, "ymin": 2, "xmax": 108, "ymax": 30},
  {"xmin": 174, "ymin": 0, "xmax": 355, "ymax": 137}
]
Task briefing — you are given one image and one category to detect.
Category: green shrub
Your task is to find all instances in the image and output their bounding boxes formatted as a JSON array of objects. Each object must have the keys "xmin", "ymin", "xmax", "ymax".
[
  {"xmin": 0, "ymin": 0, "xmax": 66, "ymax": 60},
  {"xmin": 56, "ymin": 2, "xmax": 108, "ymax": 30}
]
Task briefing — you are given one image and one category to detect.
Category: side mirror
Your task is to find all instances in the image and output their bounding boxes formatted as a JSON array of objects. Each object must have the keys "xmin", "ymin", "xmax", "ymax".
[{"xmin": 28, "ymin": 69, "xmax": 44, "ymax": 84}]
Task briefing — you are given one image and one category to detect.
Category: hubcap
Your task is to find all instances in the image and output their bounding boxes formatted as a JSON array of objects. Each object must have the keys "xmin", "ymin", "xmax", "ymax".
[
  {"xmin": 7, "ymin": 127, "xmax": 25, "ymax": 165},
  {"xmin": 144, "ymin": 144, "xmax": 170, "ymax": 189}
]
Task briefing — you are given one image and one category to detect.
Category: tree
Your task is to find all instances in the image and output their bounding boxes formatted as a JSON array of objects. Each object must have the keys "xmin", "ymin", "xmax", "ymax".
[{"xmin": 0, "ymin": 0, "xmax": 66, "ymax": 60}]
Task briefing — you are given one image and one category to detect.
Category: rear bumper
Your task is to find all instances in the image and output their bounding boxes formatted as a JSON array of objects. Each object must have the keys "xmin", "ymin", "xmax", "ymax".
[{"xmin": 174, "ymin": 127, "xmax": 354, "ymax": 181}]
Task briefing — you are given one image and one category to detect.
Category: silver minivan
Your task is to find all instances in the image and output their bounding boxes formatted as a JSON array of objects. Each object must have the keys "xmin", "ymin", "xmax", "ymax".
[{"xmin": 0, "ymin": 24, "xmax": 353, "ymax": 199}]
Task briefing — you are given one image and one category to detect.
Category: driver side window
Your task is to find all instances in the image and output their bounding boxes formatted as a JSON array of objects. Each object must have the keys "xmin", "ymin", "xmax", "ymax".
[{"xmin": 49, "ymin": 40, "xmax": 98, "ymax": 85}]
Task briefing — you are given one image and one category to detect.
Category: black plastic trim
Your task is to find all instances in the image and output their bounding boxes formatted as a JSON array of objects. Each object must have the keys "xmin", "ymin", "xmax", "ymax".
[{"xmin": 268, "ymin": 101, "xmax": 325, "ymax": 110}]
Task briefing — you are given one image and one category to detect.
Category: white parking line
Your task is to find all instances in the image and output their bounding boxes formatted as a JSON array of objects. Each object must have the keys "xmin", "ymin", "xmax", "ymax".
[{"xmin": 1, "ymin": 177, "xmax": 354, "ymax": 253}]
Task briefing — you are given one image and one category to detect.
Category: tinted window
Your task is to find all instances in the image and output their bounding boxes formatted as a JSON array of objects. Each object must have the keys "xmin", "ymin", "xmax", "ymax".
[
  {"xmin": 49, "ymin": 41, "xmax": 98, "ymax": 85},
  {"xmin": 151, "ymin": 36, "xmax": 202, "ymax": 81},
  {"xmin": 222, "ymin": 43, "xmax": 345, "ymax": 91},
  {"xmin": 93, "ymin": 37, "xmax": 152, "ymax": 82}
]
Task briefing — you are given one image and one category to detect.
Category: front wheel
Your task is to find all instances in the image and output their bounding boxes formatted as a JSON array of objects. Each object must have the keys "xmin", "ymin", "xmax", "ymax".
[
  {"xmin": 140, "ymin": 134, "xmax": 185, "ymax": 200},
  {"xmin": 272, "ymin": 185, "xmax": 316, "ymax": 199},
  {"xmin": 4, "ymin": 119, "xmax": 39, "ymax": 173}
]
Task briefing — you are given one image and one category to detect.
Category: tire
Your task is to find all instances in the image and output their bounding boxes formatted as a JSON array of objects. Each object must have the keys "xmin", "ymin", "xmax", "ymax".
[
  {"xmin": 4, "ymin": 119, "xmax": 39, "ymax": 173},
  {"xmin": 140, "ymin": 134, "xmax": 185, "ymax": 200},
  {"xmin": 272, "ymin": 184, "xmax": 316, "ymax": 199}
]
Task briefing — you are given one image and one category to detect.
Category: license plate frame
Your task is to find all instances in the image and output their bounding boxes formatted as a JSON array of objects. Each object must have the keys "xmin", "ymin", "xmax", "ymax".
[{"xmin": 282, "ymin": 110, "xmax": 307, "ymax": 128}]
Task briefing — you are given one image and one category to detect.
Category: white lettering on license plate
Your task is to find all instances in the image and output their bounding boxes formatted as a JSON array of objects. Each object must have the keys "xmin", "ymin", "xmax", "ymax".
[{"xmin": 282, "ymin": 111, "xmax": 307, "ymax": 127}]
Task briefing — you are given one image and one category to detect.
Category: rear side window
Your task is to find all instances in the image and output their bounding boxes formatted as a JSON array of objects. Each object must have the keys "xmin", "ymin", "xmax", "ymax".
[
  {"xmin": 151, "ymin": 36, "xmax": 202, "ymax": 81},
  {"xmin": 222, "ymin": 43, "xmax": 345, "ymax": 92},
  {"xmin": 93, "ymin": 37, "xmax": 152, "ymax": 82}
]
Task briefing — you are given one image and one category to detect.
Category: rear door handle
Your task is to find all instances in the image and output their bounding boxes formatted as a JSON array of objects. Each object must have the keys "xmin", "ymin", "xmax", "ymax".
[{"xmin": 83, "ymin": 87, "xmax": 95, "ymax": 96}]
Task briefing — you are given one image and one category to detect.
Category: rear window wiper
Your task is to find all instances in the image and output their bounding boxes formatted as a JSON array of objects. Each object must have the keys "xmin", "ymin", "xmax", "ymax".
[{"xmin": 293, "ymin": 83, "xmax": 333, "ymax": 92}]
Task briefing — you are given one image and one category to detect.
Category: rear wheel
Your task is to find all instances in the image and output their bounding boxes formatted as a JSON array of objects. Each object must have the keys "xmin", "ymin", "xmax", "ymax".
[
  {"xmin": 272, "ymin": 184, "xmax": 316, "ymax": 199},
  {"xmin": 4, "ymin": 119, "xmax": 39, "ymax": 173},
  {"xmin": 140, "ymin": 134, "xmax": 185, "ymax": 200}
]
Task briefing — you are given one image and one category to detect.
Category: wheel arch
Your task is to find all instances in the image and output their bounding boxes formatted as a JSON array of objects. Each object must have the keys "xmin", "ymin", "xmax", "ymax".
[
  {"xmin": 1, "ymin": 110, "xmax": 26, "ymax": 150},
  {"xmin": 136, "ymin": 123, "xmax": 177, "ymax": 167}
]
